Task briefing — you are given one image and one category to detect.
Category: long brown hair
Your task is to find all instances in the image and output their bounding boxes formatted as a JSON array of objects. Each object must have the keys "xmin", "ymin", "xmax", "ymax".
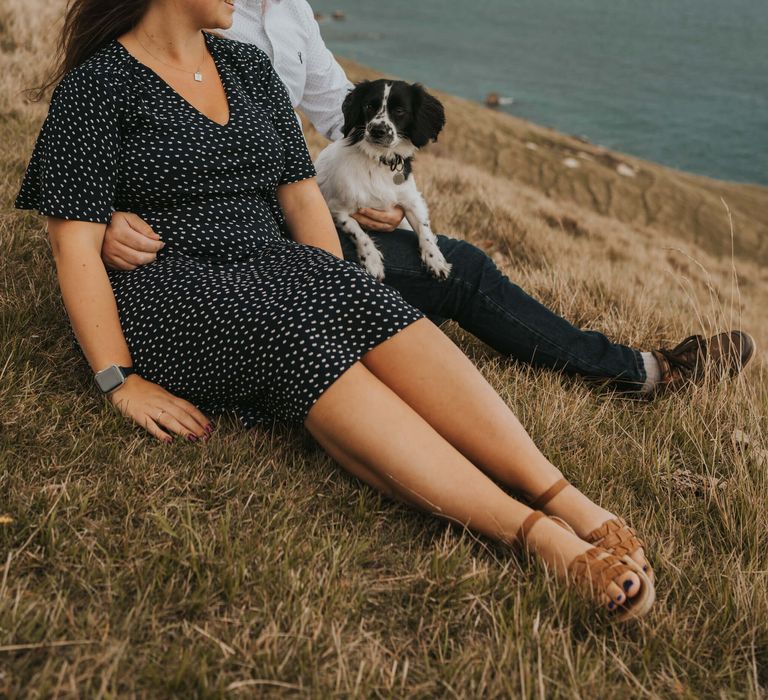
[{"xmin": 32, "ymin": 0, "xmax": 150, "ymax": 100}]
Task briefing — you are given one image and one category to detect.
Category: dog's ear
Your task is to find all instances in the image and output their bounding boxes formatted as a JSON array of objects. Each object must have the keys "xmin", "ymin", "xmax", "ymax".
[
  {"xmin": 341, "ymin": 81, "xmax": 370, "ymax": 138},
  {"xmin": 410, "ymin": 84, "xmax": 446, "ymax": 148}
]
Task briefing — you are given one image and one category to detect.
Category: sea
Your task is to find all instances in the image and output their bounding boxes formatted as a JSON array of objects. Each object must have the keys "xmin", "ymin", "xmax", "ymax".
[{"xmin": 312, "ymin": 0, "xmax": 768, "ymax": 186}]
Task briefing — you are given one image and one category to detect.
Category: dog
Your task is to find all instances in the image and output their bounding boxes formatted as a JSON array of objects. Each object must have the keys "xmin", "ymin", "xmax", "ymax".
[{"xmin": 315, "ymin": 79, "xmax": 450, "ymax": 281}]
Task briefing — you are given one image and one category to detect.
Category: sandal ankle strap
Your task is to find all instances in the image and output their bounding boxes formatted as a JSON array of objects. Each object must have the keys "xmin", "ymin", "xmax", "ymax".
[
  {"xmin": 530, "ymin": 477, "xmax": 570, "ymax": 510},
  {"xmin": 515, "ymin": 510, "xmax": 546, "ymax": 547}
]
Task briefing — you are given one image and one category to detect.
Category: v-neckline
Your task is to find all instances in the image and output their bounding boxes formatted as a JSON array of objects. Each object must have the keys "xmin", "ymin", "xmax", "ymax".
[{"xmin": 116, "ymin": 32, "xmax": 233, "ymax": 128}]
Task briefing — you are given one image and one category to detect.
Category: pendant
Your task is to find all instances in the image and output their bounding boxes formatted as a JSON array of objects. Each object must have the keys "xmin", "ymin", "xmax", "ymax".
[
  {"xmin": 194, "ymin": 72, "xmax": 203, "ymax": 82},
  {"xmin": 393, "ymin": 172, "xmax": 405, "ymax": 185}
]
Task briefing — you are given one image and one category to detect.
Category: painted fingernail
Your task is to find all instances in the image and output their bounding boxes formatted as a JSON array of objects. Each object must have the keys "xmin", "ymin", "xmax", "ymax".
[
  {"xmin": 623, "ymin": 579, "xmax": 633, "ymax": 591},
  {"xmin": 187, "ymin": 434, "xmax": 197, "ymax": 442},
  {"xmin": 608, "ymin": 601, "xmax": 615, "ymax": 609},
  {"xmin": 643, "ymin": 565, "xmax": 649, "ymax": 572},
  {"xmin": 616, "ymin": 593, "xmax": 624, "ymax": 602},
  {"xmin": 205, "ymin": 424, "xmax": 214, "ymax": 434},
  {"xmin": 164, "ymin": 437, "xmax": 173, "ymax": 444}
]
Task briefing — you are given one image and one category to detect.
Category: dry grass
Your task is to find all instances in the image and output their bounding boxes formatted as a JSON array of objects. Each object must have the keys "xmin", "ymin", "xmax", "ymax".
[{"xmin": 2, "ymin": 1, "xmax": 768, "ymax": 697}]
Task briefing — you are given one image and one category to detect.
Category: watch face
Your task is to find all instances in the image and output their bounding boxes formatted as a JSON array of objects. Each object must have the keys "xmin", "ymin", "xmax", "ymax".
[{"xmin": 95, "ymin": 365, "xmax": 125, "ymax": 393}]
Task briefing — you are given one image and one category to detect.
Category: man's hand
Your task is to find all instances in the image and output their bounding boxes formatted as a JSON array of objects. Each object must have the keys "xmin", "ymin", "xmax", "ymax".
[
  {"xmin": 101, "ymin": 212, "xmax": 165, "ymax": 271},
  {"xmin": 350, "ymin": 205, "xmax": 405, "ymax": 232}
]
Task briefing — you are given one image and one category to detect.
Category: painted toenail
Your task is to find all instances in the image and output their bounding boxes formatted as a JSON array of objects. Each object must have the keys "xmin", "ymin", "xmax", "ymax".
[
  {"xmin": 643, "ymin": 565, "xmax": 648, "ymax": 571},
  {"xmin": 608, "ymin": 601, "xmax": 615, "ymax": 609},
  {"xmin": 623, "ymin": 579, "xmax": 633, "ymax": 591},
  {"xmin": 617, "ymin": 593, "xmax": 623, "ymax": 601}
]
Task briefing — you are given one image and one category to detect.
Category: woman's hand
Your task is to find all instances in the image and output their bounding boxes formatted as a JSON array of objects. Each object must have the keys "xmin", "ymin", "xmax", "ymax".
[
  {"xmin": 108, "ymin": 374, "xmax": 212, "ymax": 443},
  {"xmin": 351, "ymin": 205, "xmax": 405, "ymax": 232},
  {"xmin": 102, "ymin": 212, "xmax": 165, "ymax": 271}
]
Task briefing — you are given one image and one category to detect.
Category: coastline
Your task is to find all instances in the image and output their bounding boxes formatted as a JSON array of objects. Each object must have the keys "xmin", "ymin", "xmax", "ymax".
[{"xmin": 312, "ymin": 0, "xmax": 768, "ymax": 187}]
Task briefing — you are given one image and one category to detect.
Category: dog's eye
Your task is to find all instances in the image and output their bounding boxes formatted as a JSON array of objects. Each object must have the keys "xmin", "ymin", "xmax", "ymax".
[
  {"xmin": 391, "ymin": 107, "xmax": 407, "ymax": 116},
  {"xmin": 365, "ymin": 103, "xmax": 378, "ymax": 112}
]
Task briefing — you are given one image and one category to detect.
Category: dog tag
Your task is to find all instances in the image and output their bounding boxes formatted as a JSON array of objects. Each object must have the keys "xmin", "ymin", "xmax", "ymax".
[{"xmin": 393, "ymin": 172, "xmax": 405, "ymax": 185}]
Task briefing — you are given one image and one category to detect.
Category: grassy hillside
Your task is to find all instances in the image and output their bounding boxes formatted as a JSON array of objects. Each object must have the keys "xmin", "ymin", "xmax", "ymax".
[{"xmin": 2, "ymin": 1, "xmax": 767, "ymax": 697}]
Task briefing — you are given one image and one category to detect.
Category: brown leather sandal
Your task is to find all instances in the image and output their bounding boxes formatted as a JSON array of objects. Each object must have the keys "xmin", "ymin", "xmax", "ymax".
[
  {"xmin": 529, "ymin": 478, "xmax": 654, "ymax": 581},
  {"xmin": 516, "ymin": 511, "xmax": 656, "ymax": 621},
  {"xmin": 584, "ymin": 517, "xmax": 653, "ymax": 582}
]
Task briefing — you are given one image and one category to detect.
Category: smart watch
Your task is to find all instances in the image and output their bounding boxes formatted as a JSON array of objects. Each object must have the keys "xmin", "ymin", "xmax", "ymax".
[{"xmin": 94, "ymin": 364, "xmax": 135, "ymax": 394}]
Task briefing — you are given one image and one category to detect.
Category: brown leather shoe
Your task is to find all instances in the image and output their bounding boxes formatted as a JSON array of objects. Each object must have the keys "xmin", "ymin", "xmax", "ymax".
[{"xmin": 651, "ymin": 331, "xmax": 756, "ymax": 393}]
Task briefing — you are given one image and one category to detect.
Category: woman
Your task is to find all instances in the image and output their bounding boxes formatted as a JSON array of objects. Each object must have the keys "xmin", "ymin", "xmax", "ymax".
[{"xmin": 17, "ymin": 0, "xmax": 655, "ymax": 620}]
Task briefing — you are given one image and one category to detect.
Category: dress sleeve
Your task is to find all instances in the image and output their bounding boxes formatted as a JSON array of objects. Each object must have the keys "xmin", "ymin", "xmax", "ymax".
[
  {"xmin": 15, "ymin": 69, "xmax": 124, "ymax": 224},
  {"xmin": 259, "ymin": 52, "xmax": 317, "ymax": 186}
]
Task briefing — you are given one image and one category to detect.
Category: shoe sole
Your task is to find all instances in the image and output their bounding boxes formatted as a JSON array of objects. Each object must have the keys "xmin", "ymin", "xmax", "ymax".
[{"xmin": 736, "ymin": 332, "xmax": 757, "ymax": 375}]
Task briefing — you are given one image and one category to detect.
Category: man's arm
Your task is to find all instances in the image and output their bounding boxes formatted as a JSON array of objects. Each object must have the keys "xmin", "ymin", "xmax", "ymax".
[
  {"xmin": 296, "ymin": 1, "xmax": 352, "ymax": 142},
  {"xmin": 296, "ymin": 3, "xmax": 406, "ymax": 231}
]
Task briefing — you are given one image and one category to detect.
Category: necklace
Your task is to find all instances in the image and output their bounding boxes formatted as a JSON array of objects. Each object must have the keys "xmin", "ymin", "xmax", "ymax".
[{"xmin": 136, "ymin": 30, "xmax": 208, "ymax": 82}]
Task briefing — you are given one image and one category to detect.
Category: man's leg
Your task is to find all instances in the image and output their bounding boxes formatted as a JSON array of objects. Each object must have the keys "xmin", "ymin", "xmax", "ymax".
[{"xmin": 336, "ymin": 226, "xmax": 647, "ymax": 391}]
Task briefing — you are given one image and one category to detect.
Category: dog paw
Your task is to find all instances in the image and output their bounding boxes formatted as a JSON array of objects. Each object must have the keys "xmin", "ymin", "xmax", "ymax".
[
  {"xmin": 362, "ymin": 251, "xmax": 386, "ymax": 281},
  {"xmin": 423, "ymin": 254, "xmax": 452, "ymax": 279}
]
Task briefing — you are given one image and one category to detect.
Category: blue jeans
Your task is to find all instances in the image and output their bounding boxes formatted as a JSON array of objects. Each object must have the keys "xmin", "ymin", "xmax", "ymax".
[{"xmin": 337, "ymin": 227, "xmax": 646, "ymax": 391}]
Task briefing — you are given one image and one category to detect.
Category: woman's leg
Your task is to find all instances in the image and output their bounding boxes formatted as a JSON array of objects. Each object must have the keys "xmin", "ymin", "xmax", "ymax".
[
  {"xmin": 305, "ymin": 361, "xmax": 639, "ymax": 608},
  {"xmin": 359, "ymin": 319, "xmax": 649, "ymax": 569}
]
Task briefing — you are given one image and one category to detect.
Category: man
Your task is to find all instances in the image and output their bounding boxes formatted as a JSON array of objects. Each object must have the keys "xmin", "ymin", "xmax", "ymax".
[{"xmin": 100, "ymin": 0, "xmax": 754, "ymax": 394}]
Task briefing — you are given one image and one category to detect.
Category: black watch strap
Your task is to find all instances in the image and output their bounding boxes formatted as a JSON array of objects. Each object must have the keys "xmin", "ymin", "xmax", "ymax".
[{"xmin": 94, "ymin": 364, "xmax": 135, "ymax": 394}]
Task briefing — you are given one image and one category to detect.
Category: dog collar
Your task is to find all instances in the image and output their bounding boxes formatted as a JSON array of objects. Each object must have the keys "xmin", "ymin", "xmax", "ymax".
[{"xmin": 378, "ymin": 154, "xmax": 412, "ymax": 184}]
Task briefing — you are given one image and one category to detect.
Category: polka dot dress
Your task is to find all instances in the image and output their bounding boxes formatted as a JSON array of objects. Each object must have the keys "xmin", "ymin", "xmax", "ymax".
[{"xmin": 16, "ymin": 33, "xmax": 423, "ymax": 427}]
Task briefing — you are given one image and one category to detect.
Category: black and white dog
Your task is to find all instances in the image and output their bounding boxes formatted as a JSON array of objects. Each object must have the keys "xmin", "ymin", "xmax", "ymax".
[{"xmin": 315, "ymin": 79, "xmax": 450, "ymax": 281}]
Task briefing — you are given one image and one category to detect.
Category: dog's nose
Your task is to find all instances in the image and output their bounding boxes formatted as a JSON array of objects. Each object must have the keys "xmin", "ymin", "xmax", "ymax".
[{"xmin": 368, "ymin": 123, "xmax": 390, "ymax": 140}]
